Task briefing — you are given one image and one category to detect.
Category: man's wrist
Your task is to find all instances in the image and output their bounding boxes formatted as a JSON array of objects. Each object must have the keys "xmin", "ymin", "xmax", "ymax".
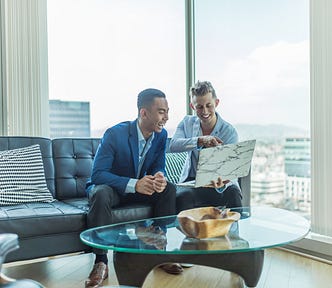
[
  {"xmin": 126, "ymin": 178, "xmax": 137, "ymax": 193},
  {"xmin": 197, "ymin": 137, "xmax": 205, "ymax": 148}
]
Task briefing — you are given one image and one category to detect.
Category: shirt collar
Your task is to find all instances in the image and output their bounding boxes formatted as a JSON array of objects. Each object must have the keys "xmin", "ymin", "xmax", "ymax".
[
  {"xmin": 198, "ymin": 112, "xmax": 222, "ymax": 136},
  {"xmin": 214, "ymin": 112, "xmax": 223, "ymax": 131},
  {"xmin": 136, "ymin": 121, "xmax": 154, "ymax": 143}
]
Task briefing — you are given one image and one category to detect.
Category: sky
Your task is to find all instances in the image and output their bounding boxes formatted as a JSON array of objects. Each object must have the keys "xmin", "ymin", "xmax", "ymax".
[
  {"xmin": 195, "ymin": 0, "xmax": 309, "ymax": 131},
  {"xmin": 47, "ymin": 0, "xmax": 309, "ymax": 136}
]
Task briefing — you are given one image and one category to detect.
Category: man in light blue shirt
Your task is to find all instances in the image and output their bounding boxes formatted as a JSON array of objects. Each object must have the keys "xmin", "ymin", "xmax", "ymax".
[{"xmin": 169, "ymin": 81, "xmax": 242, "ymax": 213}]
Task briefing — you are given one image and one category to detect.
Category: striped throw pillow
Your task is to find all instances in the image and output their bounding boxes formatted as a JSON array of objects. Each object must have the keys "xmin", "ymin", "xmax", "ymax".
[
  {"xmin": 0, "ymin": 144, "xmax": 54, "ymax": 205},
  {"xmin": 165, "ymin": 152, "xmax": 187, "ymax": 184}
]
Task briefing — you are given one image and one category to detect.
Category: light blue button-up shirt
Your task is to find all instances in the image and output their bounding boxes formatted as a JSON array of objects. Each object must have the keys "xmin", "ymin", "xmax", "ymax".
[
  {"xmin": 125, "ymin": 123, "xmax": 154, "ymax": 193},
  {"xmin": 170, "ymin": 113, "xmax": 239, "ymax": 193}
]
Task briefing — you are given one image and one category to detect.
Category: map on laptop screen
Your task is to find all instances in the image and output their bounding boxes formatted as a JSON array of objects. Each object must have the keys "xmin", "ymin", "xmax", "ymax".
[{"xmin": 177, "ymin": 139, "xmax": 256, "ymax": 188}]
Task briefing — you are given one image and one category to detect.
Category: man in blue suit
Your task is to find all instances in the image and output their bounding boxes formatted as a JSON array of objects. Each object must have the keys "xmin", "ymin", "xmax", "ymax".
[{"xmin": 85, "ymin": 88, "xmax": 176, "ymax": 288}]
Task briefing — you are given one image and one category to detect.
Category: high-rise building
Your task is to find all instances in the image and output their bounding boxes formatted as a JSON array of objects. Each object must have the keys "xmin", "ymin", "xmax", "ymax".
[
  {"xmin": 251, "ymin": 172, "xmax": 285, "ymax": 205},
  {"xmin": 49, "ymin": 100, "xmax": 90, "ymax": 138},
  {"xmin": 284, "ymin": 138, "xmax": 311, "ymax": 213},
  {"xmin": 250, "ymin": 142, "xmax": 285, "ymax": 206}
]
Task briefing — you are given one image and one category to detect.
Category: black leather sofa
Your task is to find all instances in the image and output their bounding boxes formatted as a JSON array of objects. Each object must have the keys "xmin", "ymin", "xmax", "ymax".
[{"xmin": 0, "ymin": 136, "xmax": 250, "ymax": 263}]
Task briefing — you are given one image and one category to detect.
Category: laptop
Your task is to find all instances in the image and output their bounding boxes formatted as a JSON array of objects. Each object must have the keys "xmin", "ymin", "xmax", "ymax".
[{"xmin": 177, "ymin": 139, "xmax": 256, "ymax": 188}]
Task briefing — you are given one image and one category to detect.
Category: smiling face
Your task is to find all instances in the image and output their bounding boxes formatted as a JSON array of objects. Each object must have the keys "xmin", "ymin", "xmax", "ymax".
[
  {"xmin": 139, "ymin": 97, "xmax": 169, "ymax": 138},
  {"xmin": 191, "ymin": 92, "xmax": 219, "ymax": 126}
]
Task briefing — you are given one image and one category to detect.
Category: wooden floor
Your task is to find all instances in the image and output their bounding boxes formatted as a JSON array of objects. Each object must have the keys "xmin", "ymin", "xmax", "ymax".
[{"xmin": 3, "ymin": 248, "xmax": 332, "ymax": 288}]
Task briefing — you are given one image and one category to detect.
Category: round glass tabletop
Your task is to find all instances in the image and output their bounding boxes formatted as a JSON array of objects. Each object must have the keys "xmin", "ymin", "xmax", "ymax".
[{"xmin": 80, "ymin": 206, "xmax": 310, "ymax": 255}]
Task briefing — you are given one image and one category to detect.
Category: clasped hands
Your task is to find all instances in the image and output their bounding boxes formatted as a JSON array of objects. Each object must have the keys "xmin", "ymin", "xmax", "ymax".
[{"xmin": 135, "ymin": 171, "xmax": 166, "ymax": 195}]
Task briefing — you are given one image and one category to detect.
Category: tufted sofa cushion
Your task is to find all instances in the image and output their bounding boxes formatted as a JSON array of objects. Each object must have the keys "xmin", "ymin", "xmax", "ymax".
[
  {"xmin": 0, "ymin": 202, "xmax": 86, "ymax": 238},
  {"xmin": 52, "ymin": 138, "xmax": 100, "ymax": 200}
]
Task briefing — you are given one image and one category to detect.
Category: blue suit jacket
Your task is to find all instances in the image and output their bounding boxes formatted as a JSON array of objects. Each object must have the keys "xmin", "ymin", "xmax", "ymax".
[{"xmin": 86, "ymin": 119, "xmax": 167, "ymax": 195}]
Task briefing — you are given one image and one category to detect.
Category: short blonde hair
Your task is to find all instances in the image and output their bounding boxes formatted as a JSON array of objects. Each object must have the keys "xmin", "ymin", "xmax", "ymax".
[{"xmin": 190, "ymin": 81, "xmax": 217, "ymax": 99}]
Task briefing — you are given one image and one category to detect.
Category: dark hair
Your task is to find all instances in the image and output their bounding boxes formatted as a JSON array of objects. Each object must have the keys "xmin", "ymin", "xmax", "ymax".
[
  {"xmin": 137, "ymin": 88, "xmax": 166, "ymax": 112},
  {"xmin": 190, "ymin": 81, "xmax": 217, "ymax": 99}
]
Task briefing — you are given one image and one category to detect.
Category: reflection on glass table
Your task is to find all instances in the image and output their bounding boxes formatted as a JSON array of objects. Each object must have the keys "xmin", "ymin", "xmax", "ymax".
[
  {"xmin": 81, "ymin": 207, "xmax": 309, "ymax": 254},
  {"xmin": 80, "ymin": 207, "xmax": 310, "ymax": 287}
]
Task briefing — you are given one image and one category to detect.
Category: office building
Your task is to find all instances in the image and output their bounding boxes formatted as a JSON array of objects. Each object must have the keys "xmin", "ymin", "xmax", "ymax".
[
  {"xmin": 251, "ymin": 172, "xmax": 285, "ymax": 205},
  {"xmin": 49, "ymin": 100, "xmax": 90, "ymax": 138},
  {"xmin": 284, "ymin": 138, "xmax": 311, "ymax": 213}
]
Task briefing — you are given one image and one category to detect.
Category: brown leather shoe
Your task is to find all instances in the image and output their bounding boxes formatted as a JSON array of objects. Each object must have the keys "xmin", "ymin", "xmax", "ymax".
[
  {"xmin": 85, "ymin": 262, "xmax": 108, "ymax": 288},
  {"xmin": 159, "ymin": 263, "xmax": 184, "ymax": 275}
]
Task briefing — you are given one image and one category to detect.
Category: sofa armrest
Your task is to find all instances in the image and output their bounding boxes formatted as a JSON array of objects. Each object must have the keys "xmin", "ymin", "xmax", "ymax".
[{"xmin": 238, "ymin": 170, "xmax": 251, "ymax": 207}]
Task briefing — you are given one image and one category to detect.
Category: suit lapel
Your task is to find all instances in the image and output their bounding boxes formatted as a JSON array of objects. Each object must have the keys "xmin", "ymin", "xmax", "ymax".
[{"xmin": 129, "ymin": 120, "xmax": 139, "ymax": 177}]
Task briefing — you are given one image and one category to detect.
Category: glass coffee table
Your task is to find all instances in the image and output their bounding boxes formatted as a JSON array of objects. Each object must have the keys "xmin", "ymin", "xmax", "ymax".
[{"xmin": 80, "ymin": 207, "xmax": 310, "ymax": 287}]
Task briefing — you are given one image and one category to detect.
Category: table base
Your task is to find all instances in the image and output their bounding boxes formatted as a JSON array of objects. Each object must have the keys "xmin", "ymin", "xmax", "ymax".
[{"xmin": 113, "ymin": 250, "xmax": 264, "ymax": 287}]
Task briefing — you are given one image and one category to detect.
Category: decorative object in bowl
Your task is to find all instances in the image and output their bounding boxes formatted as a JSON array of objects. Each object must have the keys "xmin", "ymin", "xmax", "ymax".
[{"xmin": 177, "ymin": 206, "xmax": 240, "ymax": 239}]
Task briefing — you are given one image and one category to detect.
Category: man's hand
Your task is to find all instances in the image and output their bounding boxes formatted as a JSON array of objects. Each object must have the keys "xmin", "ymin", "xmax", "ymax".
[
  {"xmin": 205, "ymin": 177, "xmax": 230, "ymax": 188},
  {"xmin": 135, "ymin": 175, "xmax": 155, "ymax": 195},
  {"xmin": 153, "ymin": 172, "xmax": 167, "ymax": 193},
  {"xmin": 198, "ymin": 136, "xmax": 223, "ymax": 148},
  {"xmin": 135, "ymin": 172, "xmax": 167, "ymax": 195}
]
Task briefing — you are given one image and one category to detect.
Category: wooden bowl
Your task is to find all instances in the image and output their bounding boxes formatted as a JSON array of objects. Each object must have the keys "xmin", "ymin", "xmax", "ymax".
[{"xmin": 177, "ymin": 207, "xmax": 240, "ymax": 239}]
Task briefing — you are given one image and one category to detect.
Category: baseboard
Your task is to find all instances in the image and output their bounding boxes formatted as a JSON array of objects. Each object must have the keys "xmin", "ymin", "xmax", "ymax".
[{"xmin": 282, "ymin": 233, "xmax": 332, "ymax": 264}]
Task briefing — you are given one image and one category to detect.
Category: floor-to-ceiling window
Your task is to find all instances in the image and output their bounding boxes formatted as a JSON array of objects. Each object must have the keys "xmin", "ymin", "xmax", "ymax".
[
  {"xmin": 47, "ymin": 0, "xmax": 186, "ymax": 138},
  {"xmin": 46, "ymin": 0, "xmax": 332, "ymax": 250},
  {"xmin": 0, "ymin": 0, "xmax": 330, "ymax": 257},
  {"xmin": 195, "ymin": 0, "xmax": 310, "ymax": 219}
]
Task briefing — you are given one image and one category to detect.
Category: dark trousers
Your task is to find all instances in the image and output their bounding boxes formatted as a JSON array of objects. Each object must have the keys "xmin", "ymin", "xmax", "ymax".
[
  {"xmin": 176, "ymin": 184, "xmax": 242, "ymax": 214},
  {"xmin": 87, "ymin": 182, "xmax": 176, "ymax": 255}
]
